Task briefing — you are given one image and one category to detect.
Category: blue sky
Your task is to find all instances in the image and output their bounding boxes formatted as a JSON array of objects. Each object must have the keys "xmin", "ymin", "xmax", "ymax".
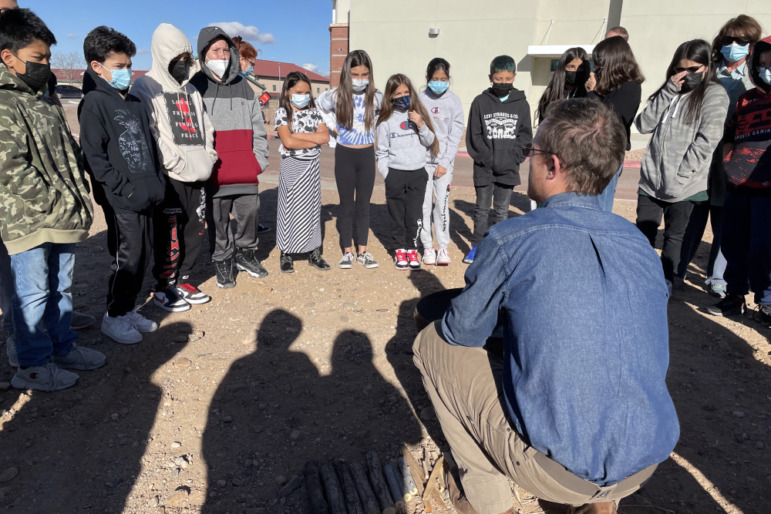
[{"xmin": 35, "ymin": 0, "xmax": 332, "ymax": 74}]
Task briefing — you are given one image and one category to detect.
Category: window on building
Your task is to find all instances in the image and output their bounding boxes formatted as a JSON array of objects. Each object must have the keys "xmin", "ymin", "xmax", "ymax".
[
  {"xmin": 317, "ymin": 87, "xmax": 320, "ymax": 93},
  {"xmin": 273, "ymin": 84, "xmax": 276, "ymax": 91}
]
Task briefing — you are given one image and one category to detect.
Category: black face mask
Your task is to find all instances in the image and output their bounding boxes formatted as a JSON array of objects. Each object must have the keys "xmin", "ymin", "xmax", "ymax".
[
  {"xmin": 13, "ymin": 57, "xmax": 51, "ymax": 93},
  {"xmin": 169, "ymin": 60, "xmax": 190, "ymax": 83},
  {"xmin": 491, "ymin": 82, "xmax": 513, "ymax": 98},
  {"xmin": 564, "ymin": 71, "xmax": 577, "ymax": 86},
  {"xmin": 680, "ymin": 72, "xmax": 704, "ymax": 93}
]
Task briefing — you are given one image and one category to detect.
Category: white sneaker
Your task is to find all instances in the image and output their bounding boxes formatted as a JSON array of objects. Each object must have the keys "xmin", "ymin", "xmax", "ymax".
[
  {"xmin": 436, "ymin": 248, "xmax": 451, "ymax": 265},
  {"xmin": 423, "ymin": 248, "xmax": 437, "ymax": 266},
  {"xmin": 53, "ymin": 345, "xmax": 106, "ymax": 371},
  {"xmin": 11, "ymin": 362, "xmax": 79, "ymax": 391},
  {"xmin": 127, "ymin": 309, "xmax": 159, "ymax": 333},
  {"xmin": 338, "ymin": 252, "xmax": 355, "ymax": 269},
  {"xmin": 101, "ymin": 313, "xmax": 142, "ymax": 345}
]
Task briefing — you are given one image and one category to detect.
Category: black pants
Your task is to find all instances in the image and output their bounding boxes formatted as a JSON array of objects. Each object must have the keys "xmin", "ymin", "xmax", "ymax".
[
  {"xmin": 473, "ymin": 182, "xmax": 513, "ymax": 245},
  {"xmin": 103, "ymin": 203, "xmax": 153, "ymax": 317},
  {"xmin": 334, "ymin": 145, "xmax": 376, "ymax": 249},
  {"xmin": 385, "ymin": 168, "xmax": 428, "ymax": 250},
  {"xmin": 636, "ymin": 194, "xmax": 694, "ymax": 282},
  {"xmin": 153, "ymin": 178, "xmax": 206, "ymax": 289}
]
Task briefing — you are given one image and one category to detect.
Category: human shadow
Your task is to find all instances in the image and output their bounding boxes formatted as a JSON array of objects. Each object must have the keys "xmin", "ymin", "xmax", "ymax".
[
  {"xmin": 201, "ymin": 310, "xmax": 423, "ymax": 512},
  {"xmin": 384, "ymin": 268, "xmax": 453, "ymax": 442},
  {"xmin": 0, "ymin": 319, "xmax": 192, "ymax": 513}
]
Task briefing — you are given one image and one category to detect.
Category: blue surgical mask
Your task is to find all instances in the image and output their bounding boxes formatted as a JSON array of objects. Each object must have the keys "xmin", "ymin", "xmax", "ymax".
[
  {"xmin": 721, "ymin": 43, "xmax": 750, "ymax": 63},
  {"xmin": 393, "ymin": 96, "xmax": 410, "ymax": 111},
  {"xmin": 101, "ymin": 64, "xmax": 132, "ymax": 90},
  {"xmin": 759, "ymin": 66, "xmax": 771, "ymax": 86},
  {"xmin": 428, "ymin": 81, "xmax": 449, "ymax": 95},
  {"xmin": 352, "ymin": 78, "xmax": 369, "ymax": 92},
  {"xmin": 291, "ymin": 93, "xmax": 310, "ymax": 109}
]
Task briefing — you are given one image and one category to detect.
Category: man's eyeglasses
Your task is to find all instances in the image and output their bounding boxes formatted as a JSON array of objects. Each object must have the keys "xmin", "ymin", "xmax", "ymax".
[
  {"xmin": 673, "ymin": 64, "xmax": 704, "ymax": 74},
  {"xmin": 721, "ymin": 36, "xmax": 751, "ymax": 46},
  {"xmin": 524, "ymin": 144, "xmax": 550, "ymax": 159}
]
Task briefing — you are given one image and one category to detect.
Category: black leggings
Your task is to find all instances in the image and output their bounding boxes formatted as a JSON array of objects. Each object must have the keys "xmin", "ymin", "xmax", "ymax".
[{"xmin": 334, "ymin": 145, "xmax": 375, "ymax": 250}]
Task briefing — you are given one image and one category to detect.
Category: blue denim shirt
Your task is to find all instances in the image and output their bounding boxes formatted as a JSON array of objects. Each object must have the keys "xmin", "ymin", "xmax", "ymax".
[{"xmin": 441, "ymin": 192, "xmax": 680, "ymax": 485}]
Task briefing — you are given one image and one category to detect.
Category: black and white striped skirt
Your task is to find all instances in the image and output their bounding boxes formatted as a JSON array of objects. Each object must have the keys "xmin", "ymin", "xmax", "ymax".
[{"xmin": 276, "ymin": 156, "xmax": 322, "ymax": 254}]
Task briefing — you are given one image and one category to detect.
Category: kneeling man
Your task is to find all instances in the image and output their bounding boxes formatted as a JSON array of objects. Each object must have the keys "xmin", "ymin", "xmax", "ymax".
[{"xmin": 414, "ymin": 98, "xmax": 679, "ymax": 514}]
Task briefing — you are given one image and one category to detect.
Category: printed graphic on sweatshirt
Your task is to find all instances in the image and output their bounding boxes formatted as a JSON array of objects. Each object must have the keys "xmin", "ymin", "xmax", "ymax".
[
  {"xmin": 274, "ymin": 107, "xmax": 324, "ymax": 158},
  {"xmin": 114, "ymin": 109, "xmax": 153, "ymax": 173},
  {"xmin": 484, "ymin": 112, "xmax": 520, "ymax": 139},
  {"xmin": 337, "ymin": 94, "xmax": 378, "ymax": 146},
  {"xmin": 164, "ymin": 93, "xmax": 204, "ymax": 146}
]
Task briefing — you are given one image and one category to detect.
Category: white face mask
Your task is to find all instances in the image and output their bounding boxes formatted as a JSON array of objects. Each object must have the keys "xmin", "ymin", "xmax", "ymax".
[
  {"xmin": 208, "ymin": 59, "xmax": 229, "ymax": 78},
  {"xmin": 352, "ymin": 78, "xmax": 369, "ymax": 92}
]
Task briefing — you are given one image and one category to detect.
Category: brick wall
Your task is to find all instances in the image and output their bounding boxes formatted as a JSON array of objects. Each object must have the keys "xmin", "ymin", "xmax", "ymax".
[{"xmin": 329, "ymin": 24, "xmax": 349, "ymax": 88}]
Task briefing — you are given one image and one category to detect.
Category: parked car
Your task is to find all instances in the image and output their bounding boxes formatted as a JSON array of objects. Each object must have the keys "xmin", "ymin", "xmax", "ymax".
[{"xmin": 55, "ymin": 84, "xmax": 83, "ymax": 99}]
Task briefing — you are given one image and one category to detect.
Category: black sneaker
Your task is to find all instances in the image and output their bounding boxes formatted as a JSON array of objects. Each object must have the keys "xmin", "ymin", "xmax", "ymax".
[
  {"xmin": 280, "ymin": 253, "xmax": 295, "ymax": 274},
  {"xmin": 752, "ymin": 305, "xmax": 771, "ymax": 326},
  {"xmin": 309, "ymin": 248, "xmax": 330, "ymax": 271},
  {"xmin": 176, "ymin": 283, "xmax": 212, "ymax": 305},
  {"xmin": 706, "ymin": 294, "xmax": 745, "ymax": 317},
  {"xmin": 257, "ymin": 223, "xmax": 271, "ymax": 234},
  {"xmin": 154, "ymin": 287, "xmax": 191, "ymax": 312},
  {"xmin": 235, "ymin": 249, "xmax": 268, "ymax": 278},
  {"xmin": 214, "ymin": 258, "xmax": 236, "ymax": 288}
]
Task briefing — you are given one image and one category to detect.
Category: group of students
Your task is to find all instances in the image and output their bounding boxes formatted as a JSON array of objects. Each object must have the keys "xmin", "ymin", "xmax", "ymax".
[
  {"xmin": 1, "ymin": 6, "xmax": 770, "ymax": 393},
  {"xmin": 537, "ymin": 17, "xmax": 771, "ymax": 324}
]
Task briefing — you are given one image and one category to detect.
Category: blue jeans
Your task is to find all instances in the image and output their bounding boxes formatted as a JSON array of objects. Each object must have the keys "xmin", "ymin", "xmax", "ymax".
[
  {"xmin": 596, "ymin": 164, "xmax": 623, "ymax": 212},
  {"xmin": 9, "ymin": 243, "xmax": 77, "ymax": 367},
  {"xmin": 677, "ymin": 202, "xmax": 726, "ymax": 286},
  {"xmin": 721, "ymin": 189, "xmax": 771, "ymax": 305}
]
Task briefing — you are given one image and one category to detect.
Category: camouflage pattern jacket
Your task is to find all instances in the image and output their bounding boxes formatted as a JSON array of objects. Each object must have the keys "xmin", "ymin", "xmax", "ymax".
[{"xmin": 0, "ymin": 65, "xmax": 93, "ymax": 255}]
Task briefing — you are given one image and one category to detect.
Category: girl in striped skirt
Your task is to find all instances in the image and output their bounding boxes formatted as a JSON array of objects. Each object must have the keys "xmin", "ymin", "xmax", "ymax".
[{"xmin": 274, "ymin": 72, "xmax": 330, "ymax": 273}]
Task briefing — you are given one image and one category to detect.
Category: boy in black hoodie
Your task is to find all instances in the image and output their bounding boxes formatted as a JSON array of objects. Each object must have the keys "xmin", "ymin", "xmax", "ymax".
[
  {"xmin": 78, "ymin": 26, "xmax": 166, "ymax": 345},
  {"xmin": 464, "ymin": 55, "xmax": 532, "ymax": 263}
]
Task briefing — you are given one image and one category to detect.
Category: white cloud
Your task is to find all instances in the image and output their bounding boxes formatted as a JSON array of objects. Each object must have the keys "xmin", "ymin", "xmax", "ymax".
[
  {"xmin": 208, "ymin": 22, "xmax": 275, "ymax": 44},
  {"xmin": 66, "ymin": 33, "xmax": 78, "ymax": 39},
  {"xmin": 302, "ymin": 63, "xmax": 319, "ymax": 73},
  {"xmin": 137, "ymin": 48, "xmax": 150, "ymax": 54}
]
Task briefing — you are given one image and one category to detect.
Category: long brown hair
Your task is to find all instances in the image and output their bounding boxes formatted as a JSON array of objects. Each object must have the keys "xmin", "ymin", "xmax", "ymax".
[
  {"xmin": 279, "ymin": 71, "xmax": 315, "ymax": 132},
  {"xmin": 335, "ymin": 49, "xmax": 377, "ymax": 131},
  {"xmin": 710, "ymin": 15, "xmax": 762, "ymax": 65},
  {"xmin": 592, "ymin": 36, "xmax": 645, "ymax": 95},
  {"xmin": 377, "ymin": 73, "xmax": 439, "ymax": 157},
  {"xmin": 649, "ymin": 39, "xmax": 717, "ymax": 125}
]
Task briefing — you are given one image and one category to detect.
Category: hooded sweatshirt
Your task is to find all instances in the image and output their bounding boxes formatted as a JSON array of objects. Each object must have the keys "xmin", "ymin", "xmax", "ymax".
[
  {"xmin": 418, "ymin": 88, "xmax": 465, "ymax": 169},
  {"xmin": 635, "ymin": 79, "xmax": 728, "ymax": 202},
  {"xmin": 375, "ymin": 109, "xmax": 436, "ymax": 179},
  {"xmin": 723, "ymin": 35, "xmax": 771, "ymax": 190},
  {"xmin": 78, "ymin": 67, "xmax": 165, "ymax": 213},
  {"xmin": 189, "ymin": 26, "xmax": 269, "ymax": 197},
  {"xmin": 466, "ymin": 87, "xmax": 532, "ymax": 187},
  {"xmin": 130, "ymin": 23, "xmax": 217, "ymax": 184},
  {"xmin": 0, "ymin": 65, "xmax": 93, "ymax": 255}
]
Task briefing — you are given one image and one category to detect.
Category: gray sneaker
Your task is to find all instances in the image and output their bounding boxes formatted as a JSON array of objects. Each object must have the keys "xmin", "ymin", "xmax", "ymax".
[
  {"xmin": 11, "ymin": 362, "xmax": 79, "ymax": 391},
  {"xmin": 338, "ymin": 252, "xmax": 355, "ymax": 269},
  {"xmin": 53, "ymin": 345, "xmax": 106, "ymax": 371},
  {"xmin": 356, "ymin": 252, "xmax": 379, "ymax": 269}
]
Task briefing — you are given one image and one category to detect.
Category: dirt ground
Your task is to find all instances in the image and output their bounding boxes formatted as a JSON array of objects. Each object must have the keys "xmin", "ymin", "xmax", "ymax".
[{"xmin": 1, "ymin": 121, "xmax": 770, "ymax": 513}]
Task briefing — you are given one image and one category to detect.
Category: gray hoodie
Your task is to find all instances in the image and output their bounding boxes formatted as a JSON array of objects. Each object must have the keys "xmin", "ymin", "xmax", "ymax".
[
  {"xmin": 375, "ymin": 109, "xmax": 435, "ymax": 179},
  {"xmin": 418, "ymin": 89, "xmax": 465, "ymax": 169},
  {"xmin": 635, "ymin": 79, "xmax": 728, "ymax": 202}
]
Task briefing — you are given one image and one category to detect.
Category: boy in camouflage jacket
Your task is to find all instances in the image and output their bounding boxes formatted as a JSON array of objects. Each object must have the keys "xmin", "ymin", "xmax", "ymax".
[{"xmin": 0, "ymin": 8, "xmax": 104, "ymax": 391}]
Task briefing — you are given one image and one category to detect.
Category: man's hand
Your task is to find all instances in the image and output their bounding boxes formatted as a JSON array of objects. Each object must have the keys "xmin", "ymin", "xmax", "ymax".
[{"xmin": 434, "ymin": 165, "xmax": 447, "ymax": 178}]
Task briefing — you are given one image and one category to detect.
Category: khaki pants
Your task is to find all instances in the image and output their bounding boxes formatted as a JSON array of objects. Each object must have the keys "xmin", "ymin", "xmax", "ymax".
[{"xmin": 413, "ymin": 322, "xmax": 656, "ymax": 514}]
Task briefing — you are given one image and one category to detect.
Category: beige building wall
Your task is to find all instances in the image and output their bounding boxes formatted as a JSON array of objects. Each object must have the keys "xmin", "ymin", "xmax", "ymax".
[{"xmin": 346, "ymin": 0, "xmax": 771, "ymax": 135}]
